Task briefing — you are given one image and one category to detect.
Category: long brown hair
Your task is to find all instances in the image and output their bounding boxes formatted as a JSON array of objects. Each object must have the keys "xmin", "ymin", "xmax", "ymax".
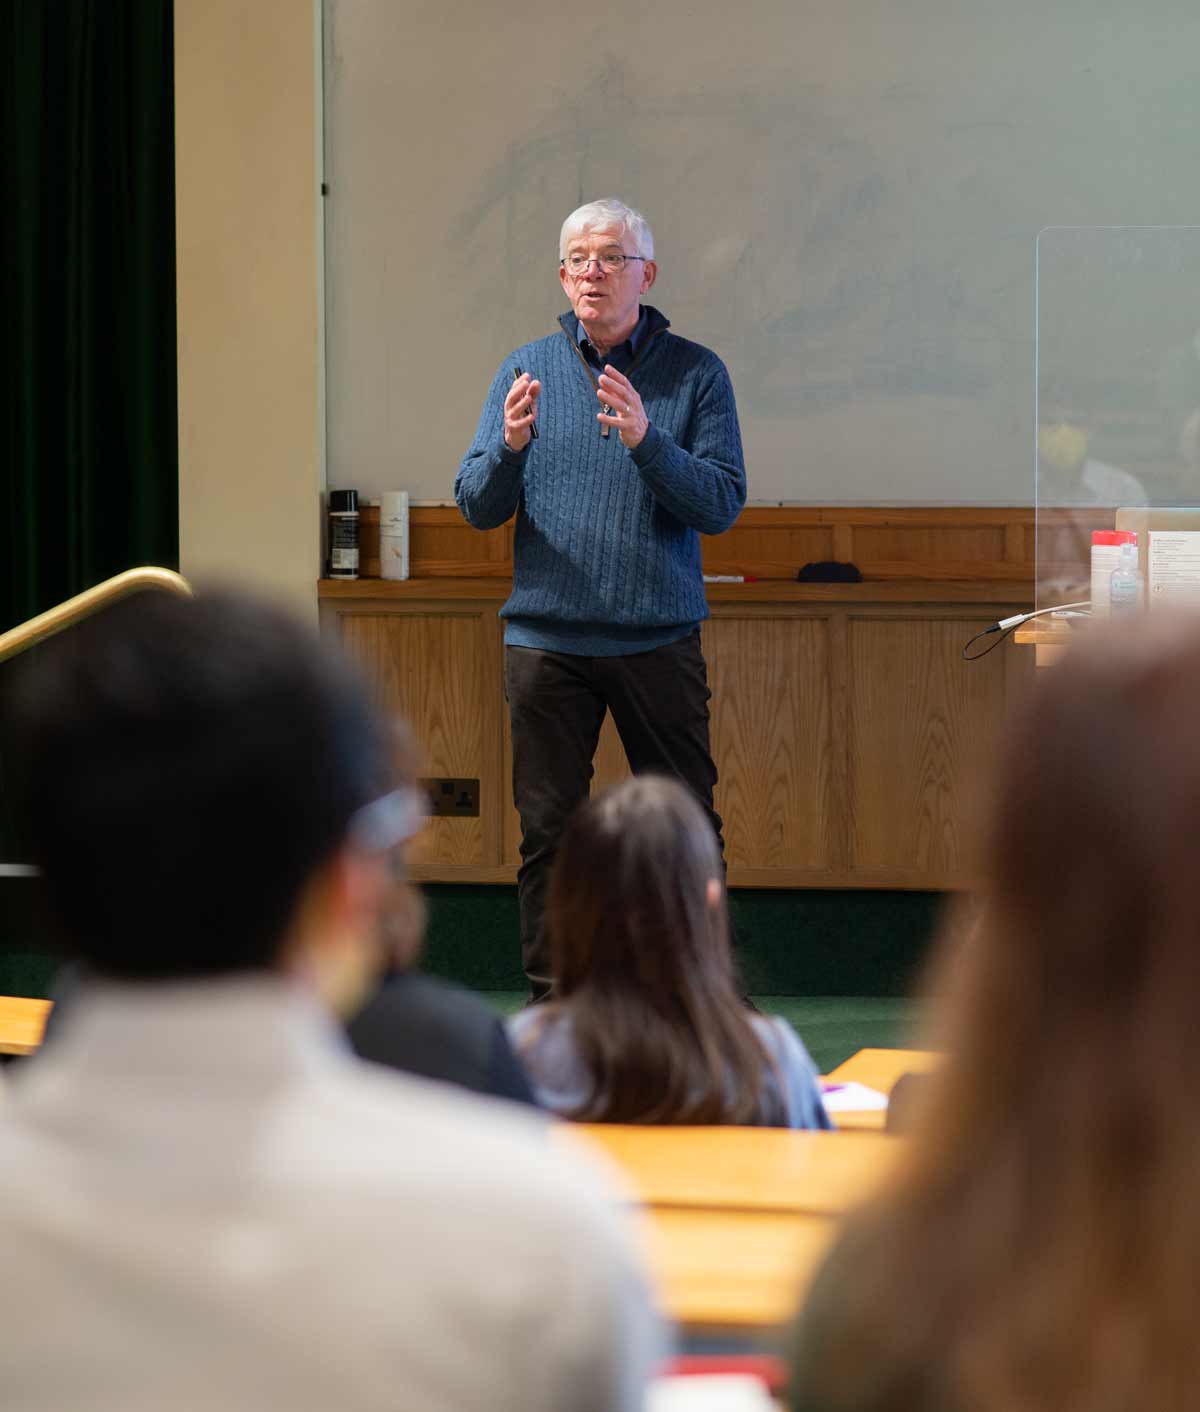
[
  {"xmin": 797, "ymin": 614, "xmax": 1200, "ymax": 1412},
  {"xmin": 544, "ymin": 775, "xmax": 778, "ymax": 1125}
]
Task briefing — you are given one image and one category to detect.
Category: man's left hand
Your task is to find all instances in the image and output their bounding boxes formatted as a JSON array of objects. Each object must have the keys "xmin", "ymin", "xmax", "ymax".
[{"xmin": 597, "ymin": 366, "xmax": 649, "ymax": 449}]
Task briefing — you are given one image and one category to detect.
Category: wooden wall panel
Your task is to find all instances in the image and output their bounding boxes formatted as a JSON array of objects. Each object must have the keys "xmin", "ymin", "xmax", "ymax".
[
  {"xmin": 701, "ymin": 525, "xmax": 835, "ymax": 578},
  {"xmin": 845, "ymin": 614, "xmax": 1014, "ymax": 880},
  {"xmin": 329, "ymin": 594, "xmax": 1033, "ymax": 889},
  {"xmin": 851, "ymin": 524, "xmax": 1007, "ymax": 564},
  {"xmin": 592, "ymin": 714, "xmax": 632, "ymax": 790},
  {"xmin": 1033, "ymin": 508, "xmax": 1113, "ymax": 594},
  {"xmin": 359, "ymin": 507, "xmax": 510, "ymax": 579},
  {"xmin": 501, "ymin": 713, "xmax": 520, "ymax": 869},
  {"xmin": 322, "ymin": 506, "xmax": 1040, "ymax": 889},
  {"xmin": 348, "ymin": 504, "xmax": 1047, "ymax": 585},
  {"xmin": 705, "ymin": 616, "xmax": 835, "ymax": 871},
  {"xmin": 336, "ymin": 610, "xmax": 498, "ymax": 867}
]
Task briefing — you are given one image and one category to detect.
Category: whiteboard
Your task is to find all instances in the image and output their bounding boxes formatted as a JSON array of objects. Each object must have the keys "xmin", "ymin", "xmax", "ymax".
[{"xmin": 323, "ymin": 0, "xmax": 1200, "ymax": 506}]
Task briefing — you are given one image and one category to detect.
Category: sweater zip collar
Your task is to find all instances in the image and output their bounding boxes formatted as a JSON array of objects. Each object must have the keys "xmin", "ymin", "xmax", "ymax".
[{"xmin": 557, "ymin": 309, "xmax": 669, "ymax": 439}]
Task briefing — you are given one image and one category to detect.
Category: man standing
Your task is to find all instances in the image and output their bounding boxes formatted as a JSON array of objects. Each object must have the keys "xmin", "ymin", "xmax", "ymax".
[
  {"xmin": 457, "ymin": 199, "xmax": 747, "ymax": 1000},
  {"xmin": 0, "ymin": 589, "xmax": 659, "ymax": 1412}
]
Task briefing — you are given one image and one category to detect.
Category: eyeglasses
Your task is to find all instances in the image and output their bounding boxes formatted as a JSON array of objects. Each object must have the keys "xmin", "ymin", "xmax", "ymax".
[{"xmin": 561, "ymin": 250, "xmax": 647, "ymax": 276}]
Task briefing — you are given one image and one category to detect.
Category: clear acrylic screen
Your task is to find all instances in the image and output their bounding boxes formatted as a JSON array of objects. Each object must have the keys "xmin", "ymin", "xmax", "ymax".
[{"xmin": 1036, "ymin": 227, "xmax": 1200, "ymax": 613}]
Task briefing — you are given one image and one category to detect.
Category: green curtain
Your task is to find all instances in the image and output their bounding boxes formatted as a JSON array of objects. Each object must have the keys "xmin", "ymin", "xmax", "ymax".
[{"xmin": 2, "ymin": 0, "xmax": 178, "ymax": 635}]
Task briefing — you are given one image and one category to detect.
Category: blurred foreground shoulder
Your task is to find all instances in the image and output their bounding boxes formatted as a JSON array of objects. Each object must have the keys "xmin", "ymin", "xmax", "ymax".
[
  {"xmin": 789, "ymin": 1214, "xmax": 932, "ymax": 1412},
  {"xmin": 321, "ymin": 1057, "xmax": 667, "ymax": 1412}
]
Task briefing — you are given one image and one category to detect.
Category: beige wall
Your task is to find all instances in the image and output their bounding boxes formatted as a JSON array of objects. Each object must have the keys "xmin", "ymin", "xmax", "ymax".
[{"xmin": 175, "ymin": 0, "xmax": 321, "ymax": 619}]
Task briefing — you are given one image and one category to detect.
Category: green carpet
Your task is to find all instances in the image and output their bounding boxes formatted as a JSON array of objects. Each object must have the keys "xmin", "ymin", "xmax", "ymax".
[
  {"xmin": 0, "ymin": 877, "xmax": 56, "ymax": 998},
  {"xmin": 758, "ymin": 996, "xmax": 921, "ymax": 1072},
  {"xmin": 421, "ymin": 885, "xmax": 943, "ymax": 997},
  {"xmin": 0, "ymin": 950, "xmax": 57, "ymax": 1000},
  {"xmin": 3, "ymin": 881, "xmax": 939, "ymax": 1072}
]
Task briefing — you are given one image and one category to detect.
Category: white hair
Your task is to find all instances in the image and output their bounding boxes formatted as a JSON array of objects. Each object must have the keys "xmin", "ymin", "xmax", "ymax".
[{"xmin": 559, "ymin": 199, "xmax": 655, "ymax": 261}]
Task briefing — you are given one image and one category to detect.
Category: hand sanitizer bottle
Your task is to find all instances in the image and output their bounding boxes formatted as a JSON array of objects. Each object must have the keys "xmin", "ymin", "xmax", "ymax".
[{"xmin": 1109, "ymin": 537, "xmax": 1142, "ymax": 615}]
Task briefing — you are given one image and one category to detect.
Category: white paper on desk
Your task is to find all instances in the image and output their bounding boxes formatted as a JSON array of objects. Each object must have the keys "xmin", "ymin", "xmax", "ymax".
[
  {"xmin": 820, "ymin": 1081, "xmax": 889, "ymax": 1113},
  {"xmin": 648, "ymin": 1375, "xmax": 776, "ymax": 1412}
]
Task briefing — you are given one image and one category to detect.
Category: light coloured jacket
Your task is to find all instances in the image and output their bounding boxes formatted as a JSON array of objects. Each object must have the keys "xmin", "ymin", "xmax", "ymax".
[{"xmin": 0, "ymin": 975, "xmax": 662, "ymax": 1412}]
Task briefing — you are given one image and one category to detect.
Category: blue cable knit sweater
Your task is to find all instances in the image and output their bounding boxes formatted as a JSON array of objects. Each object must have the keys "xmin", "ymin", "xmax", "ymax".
[{"xmin": 455, "ymin": 306, "xmax": 747, "ymax": 655}]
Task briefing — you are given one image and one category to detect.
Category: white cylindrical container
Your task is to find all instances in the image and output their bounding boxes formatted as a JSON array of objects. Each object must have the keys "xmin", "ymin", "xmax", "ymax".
[
  {"xmin": 1090, "ymin": 529, "xmax": 1136, "ymax": 619},
  {"xmin": 380, "ymin": 491, "xmax": 410, "ymax": 581}
]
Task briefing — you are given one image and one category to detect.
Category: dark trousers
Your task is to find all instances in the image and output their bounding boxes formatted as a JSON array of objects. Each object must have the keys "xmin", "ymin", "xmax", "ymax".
[{"xmin": 505, "ymin": 631, "xmax": 724, "ymax": 999}]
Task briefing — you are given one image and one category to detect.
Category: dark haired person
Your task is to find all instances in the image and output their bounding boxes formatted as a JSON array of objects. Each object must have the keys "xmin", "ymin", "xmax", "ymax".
[
  {"xmin": 0, "ymin": 590, "xmax": 658, "ymax": 1412},
  {"xmin": 343, "ymin": 725, "xmax": 538, "ymax": 1107},
  {"xmin": 345, "ymin": 863, "xmax": 538, "ymax": 1105},
  {"xmin": 508, "ymin": 776, "xmax": 831, "ymax": 1128},
  {"xmin": 790, "ymin": 614, "xmax": 1200, "ymax": 1412},
  {"xmin": 347, "ymin": 967, "xmax": 538, "ymax": 1104}
]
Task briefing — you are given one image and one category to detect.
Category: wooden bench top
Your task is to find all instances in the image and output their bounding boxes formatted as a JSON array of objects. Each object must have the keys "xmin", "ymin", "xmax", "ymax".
[
  {"xmin": 821, "ymin": 1046, "xmax": 940, "ymax": 1129},
  {"xmin": 560, "ymin": 1124, "xmax": 900, "ymax": 1215},
  {"xmin": 0, "ymin": 996, "xmax": 52, "ymax": 1056},
  {"xmin": 825, "ymin": 1046, "xmax": 939, "ymax": 1090},
  {"xmin": 556, "ymin": 1073, "xmax": 951, "ymax": 1336},
  {"xmin": 557, "ymin": 1124, "xmax": 905, "ymax": 1336},
  {"xmin": 0, "ymin": 1001, "xmax": 925, "ymax": 1335},
  {"xmin": 639, "ymin": 1207, "xmax": 838, "ymax": 1333}
]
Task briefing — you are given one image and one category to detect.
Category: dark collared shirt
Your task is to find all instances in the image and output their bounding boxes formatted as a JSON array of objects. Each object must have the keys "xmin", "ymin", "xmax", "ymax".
[{"xmin": 576, "ymin": 305, "xmax": 650, "ymax": 375}]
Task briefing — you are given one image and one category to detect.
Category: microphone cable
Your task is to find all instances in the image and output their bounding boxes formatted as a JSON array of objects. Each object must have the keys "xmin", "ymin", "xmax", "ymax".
[{"xmin": 961, "ymin": 602, "xmax": 1090, "ymax": 662}]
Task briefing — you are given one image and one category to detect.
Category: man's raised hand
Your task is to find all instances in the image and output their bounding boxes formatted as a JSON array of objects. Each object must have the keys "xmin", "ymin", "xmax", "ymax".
[
  {"xmin": 596, "ymin": 366, "xmax": 648, "ymax": 449},
  {"xmin": 503, "ymin": 372, "xmax": 541, "ymax": 451}
]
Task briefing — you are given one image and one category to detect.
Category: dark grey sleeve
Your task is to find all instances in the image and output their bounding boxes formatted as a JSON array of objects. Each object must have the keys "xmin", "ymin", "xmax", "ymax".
[{"xmin": 487, "ymin": 1017, "xmax": 541, "ymax": 1108}]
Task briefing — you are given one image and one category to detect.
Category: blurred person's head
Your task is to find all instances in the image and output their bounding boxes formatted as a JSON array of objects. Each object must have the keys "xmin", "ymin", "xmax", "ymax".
[
  {"xmin": 371, "ymin": 719, "xmax": 429, "ymax": 977},
  {"xmin": 953, "ymin": 612, "xmax": 1200, "ymax": 1098},
  {"xmin": 5, "ymin": 589, "xmax": 411, "ymax": 1009},
  {"xmin": 793, "ymin": 613, "xmax": 1200, "ymax": 1412},
  {"xmin": 545, "ymin": 774, "xmax": 777, "ymax": 1124}
]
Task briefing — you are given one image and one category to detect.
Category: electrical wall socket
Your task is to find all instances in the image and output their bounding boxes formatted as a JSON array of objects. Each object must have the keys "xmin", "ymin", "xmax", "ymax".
[{"xmin": 421, "ymin": 777, "xmax": 480, "ymax": 818}]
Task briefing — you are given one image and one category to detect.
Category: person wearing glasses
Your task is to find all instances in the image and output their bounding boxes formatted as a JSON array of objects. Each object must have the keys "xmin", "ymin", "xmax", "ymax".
[
  {"xmin": 0, "ymin": 589, "xmax": 660, "ymax": 1412},
  {"xmin": 344, "ymin": 727, "xmax": 539, "ymax": 1106},
  {"xmin": 456, "ymin": 197, "xmax": 747, "ymax": 1002}
]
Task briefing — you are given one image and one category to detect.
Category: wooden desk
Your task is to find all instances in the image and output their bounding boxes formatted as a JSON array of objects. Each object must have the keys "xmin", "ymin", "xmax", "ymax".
[
  {"xmin": 640, "ymin": 1207, "xmax": 838, "ymax": 1334},
  {"xmin": 0, "ymin": 996, "xmax": 52, "ymax": 1056},
  {"xmin": 561, "ymin": 1125, "xmax": 898, "ymax": 1215},
  {"xmin": 558, "ymin": 1125, "xmax": 902, "ymax": 1335},
  {"xmin": 825, "ymin": 1047, "xmax": 939, "ymax": 1089},
  {"xmin": 1013, "ymin": 623, "xmax": 1074, "ymax": 668},
  {"xmin": 819, "ymin": 1047, "xmax": 940, "ymax": 1131}
]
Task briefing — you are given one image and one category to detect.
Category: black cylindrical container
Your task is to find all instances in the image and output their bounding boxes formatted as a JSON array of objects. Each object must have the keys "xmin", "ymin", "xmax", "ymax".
[{"xmin": 328, "ymin": 488, "xmax": 360, "ymax": 580}]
